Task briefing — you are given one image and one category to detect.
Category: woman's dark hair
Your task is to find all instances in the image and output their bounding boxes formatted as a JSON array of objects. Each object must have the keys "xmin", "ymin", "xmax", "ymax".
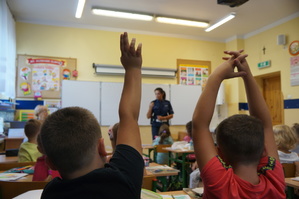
[
  {"xmin": 155, "ymin": 87, "xmax": 166, "ymax": 100},
  {"xmin": 158, "ymin": 124, "xmax": 171, "ymax": 144}
]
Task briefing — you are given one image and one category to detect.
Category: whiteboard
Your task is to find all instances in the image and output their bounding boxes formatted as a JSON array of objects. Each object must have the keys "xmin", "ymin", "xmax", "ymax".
[
  {"xmin": 100, "ymin": 82, "xmax": 123, "ymax": 126},
  {"xmin": 170, "ymin": 85, "xmax": 202, "ymax": 125},
  {"xmin": 140, "ymin": 84, "xmax": 170, "ymax": 125},
  {"xmin": 61, "ymin": 80, "xmax": 101, "ymax": 122}
]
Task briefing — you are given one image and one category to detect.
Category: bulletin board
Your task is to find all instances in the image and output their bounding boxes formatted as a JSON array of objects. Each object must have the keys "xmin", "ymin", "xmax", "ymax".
[
  {"xmin": 177, "ymin": 59, "xmax": 211, "ymax": 88},
  {"xmin": 16, "ymin": 55, "xmax": 77, "ymax": 99}
]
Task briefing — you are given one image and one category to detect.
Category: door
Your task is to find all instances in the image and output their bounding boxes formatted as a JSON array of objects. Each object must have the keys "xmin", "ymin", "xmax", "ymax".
[{"xmin": 263, "ymin": 75, "xmax": 283, "ymax": 125}]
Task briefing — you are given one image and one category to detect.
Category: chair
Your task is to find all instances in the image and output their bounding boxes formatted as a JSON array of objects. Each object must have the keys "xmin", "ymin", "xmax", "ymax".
[
  {"xmin": 4, "ymin": 138, "xmax": 24, "ymax": 151},
  {"xmin": 282, "ymin": 163, "xmax": 296, "ymax": 177},
  {"xmin": 0, "ymin": 181, "xmax": 48, "ymax": 199},
  {"xmin": 142, "ymin": 175, "xmax": 157, "ymax": 192},
  {"xmin": 153, "ymin": 144, "xmax": 172, "ymax": 163},
  {"xmin": 178, "ymin": 131, "xmax": 188, "ymax": 141},
  {"xmin": 0, "ymin": 161, "xmax": 36, "ymax": 171}
]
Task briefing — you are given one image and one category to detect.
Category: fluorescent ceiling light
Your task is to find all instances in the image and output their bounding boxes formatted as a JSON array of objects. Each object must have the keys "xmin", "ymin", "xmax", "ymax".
[
  {"xmin": 205, "ymin": 13, "xmax": 236, "ymax": 32},
  {"xmin": 92, "ymin": 8, "xmax": 153, "ymax": 21},
  {"xmin": 156, "ymin": 17, "xmax": 209, "ymax": 28},
  {"xmin": 75, "ymin": 0, "xmax": 85, "ymax": 18}
]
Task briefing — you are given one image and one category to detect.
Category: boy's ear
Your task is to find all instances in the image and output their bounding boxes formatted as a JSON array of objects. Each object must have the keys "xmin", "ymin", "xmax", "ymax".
[
  {"xmin": 45, "ymin": 155, "xmax": 58, "ymax": 171},
  {"xmin": 98, "ymin": 138, "xmax": 107, "ymax": 157}
]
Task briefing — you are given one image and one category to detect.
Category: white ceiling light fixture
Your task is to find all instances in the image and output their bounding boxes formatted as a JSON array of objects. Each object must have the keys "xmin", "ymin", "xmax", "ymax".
[
  {"xmin": 92, "ymin": 8, "xmax": 153, "ymax": 21},
  {"xmin": 205, "ymin": 12, "xmax": 236, "ymax": 32},
  {"xmin": 156, "ymin": 17, "xmax": 209, "ymax": 28},
  {"xmin": 75, "ymin": 0, "xmax": 86, "ymax": 19}
]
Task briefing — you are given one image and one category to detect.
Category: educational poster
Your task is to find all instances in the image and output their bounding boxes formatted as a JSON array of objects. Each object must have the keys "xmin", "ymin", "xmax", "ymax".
[
  {"xmin": 179, "ymin": 64, "xmax": 209, "ymax": 87},
  {"xmin": 290, "ymin": 56, "xmax": 299, "ymax": 86},
  {"xmin": 17, "ymin": 55, "xmax": 77, "ymax": 99}
]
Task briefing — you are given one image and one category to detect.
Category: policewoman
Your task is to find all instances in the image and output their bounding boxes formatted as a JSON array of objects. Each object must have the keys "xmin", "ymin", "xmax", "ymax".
[{"xmin": 147, "ymin": 87, "xmax": 174, "ymax": 140}]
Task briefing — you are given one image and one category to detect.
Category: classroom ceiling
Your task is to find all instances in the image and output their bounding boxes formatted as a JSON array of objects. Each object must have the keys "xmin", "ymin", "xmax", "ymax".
[{"xmin": 7, "ymin": 0, "xmax": 299, "ymax": 42}]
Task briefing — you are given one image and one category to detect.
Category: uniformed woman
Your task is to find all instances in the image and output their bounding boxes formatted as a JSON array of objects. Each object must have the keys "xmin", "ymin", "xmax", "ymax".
[{"xmin": 147, "ymin": 87, "xmax": 174, "ymax": 140}]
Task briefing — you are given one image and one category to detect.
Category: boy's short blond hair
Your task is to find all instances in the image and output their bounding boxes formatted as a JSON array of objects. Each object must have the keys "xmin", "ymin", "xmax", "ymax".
[{"xmin": 273, "ymin": 124, "xmax": 297, "ymax": 151}]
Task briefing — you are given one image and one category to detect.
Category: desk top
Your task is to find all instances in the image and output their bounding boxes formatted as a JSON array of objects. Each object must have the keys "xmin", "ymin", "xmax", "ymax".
[
  {"xmin": 0, "ymin": 155, "xmax": 18, "ymax": 163},
  {"xmin": 285, "ymin": 177, "xmax": 299, "ymax": 188},
  {"xmin": 145, "ymin": 163, "xmax": 179, "ymax": 177},
  {"xmin": 160, "ymin": 190, "xmax": 200, "ymax": 199},
  {"xmin": 142, "ymin": 144, "xmax": 154, "ymax": 149},
  {"xmin": 163, "ymin": 147, "xmax": 194, "ymax": 153}
]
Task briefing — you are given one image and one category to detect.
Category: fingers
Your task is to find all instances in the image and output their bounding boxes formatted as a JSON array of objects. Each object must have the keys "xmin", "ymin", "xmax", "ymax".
[
  {"xmin": 136, "ymin": 43, "xmax": 142, "ymax": 57},
  {"xmin": 129, "ymin": 38, "xmax": 136, "ymax": 56},
  {"xmin": 120, "ymin": 32, "xmax": 129, "ymax": 55}
]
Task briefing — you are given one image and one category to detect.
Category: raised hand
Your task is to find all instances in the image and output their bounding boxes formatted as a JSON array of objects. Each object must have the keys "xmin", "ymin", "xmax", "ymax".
[{"xmin": 120, "ymin": 32, "xmax": 142, "ymax": 70}]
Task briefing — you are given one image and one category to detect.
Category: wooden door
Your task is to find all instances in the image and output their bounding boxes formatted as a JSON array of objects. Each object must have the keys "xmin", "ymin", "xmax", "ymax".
[{"xmin": 263, "ymin": 76, "xmax": 283, "ymax": 125}]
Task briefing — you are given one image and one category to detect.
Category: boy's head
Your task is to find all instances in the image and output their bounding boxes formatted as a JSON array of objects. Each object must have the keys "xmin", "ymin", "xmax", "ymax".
[
  {"xmin": 215, "ymin": 114, "xmax": 264, "ymax": 166},
  {"xmin": 34, "ymin": 105, "xmax": 49, "ymax": 121},
  {"xmin": 24, "ymin": 119, "xmax": 41, "ymax": 140},
  {"xmin": 273, "ymin": 124, "xmax": 297, "ymax": 151},
  {"xmin": 186, "ymin": 121, "xmax": 192, "ymax": 138},
  {"xmin": 40, "ymin": 107, "xmax": 102, "ymax": 175}
]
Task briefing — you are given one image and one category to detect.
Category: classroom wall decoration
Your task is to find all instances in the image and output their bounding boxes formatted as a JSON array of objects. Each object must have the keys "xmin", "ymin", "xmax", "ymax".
[
  {"xmin": 17, "ymin": 55, "xmax": 77, "ymax": 99},
  {"xmin": 290, "ymin": 56, "xmax": 299, "ymax": 86},
  {"xmin": 177, "ymin": 59, "xmax": 211, "ymax": 88}
]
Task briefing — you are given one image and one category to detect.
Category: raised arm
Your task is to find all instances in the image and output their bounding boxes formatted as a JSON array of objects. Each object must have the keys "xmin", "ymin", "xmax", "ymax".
[
  {"xmin": 146, "ymin": 102, "xmax": 154, "ymax": 119},
  {"xmin": 233, "ymin": 53, "xmax": 278, "ymax": 160},
  {"xmin": 117, "ymin": 32, "xmax": 142, "ymax": 154},
  {"xmin": 192, "ymin": 53, "xmax": 246, "ymax": 170}
]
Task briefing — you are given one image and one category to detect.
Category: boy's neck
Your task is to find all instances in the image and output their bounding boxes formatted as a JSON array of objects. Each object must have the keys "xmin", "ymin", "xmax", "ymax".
[
  {"xmin": 233, "ymin": 164, "xmax": 260, "ymax": 185},
  {"xmin": 62, "ymin": 155, "xmax": 106, "ymax": 180},
  {"xmin": 28, "ymin": 138, "xmax": 38, "ymax": 144}
]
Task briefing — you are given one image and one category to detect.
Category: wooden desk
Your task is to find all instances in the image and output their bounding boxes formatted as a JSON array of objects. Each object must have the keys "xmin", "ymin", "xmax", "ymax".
[
  {"xmin": 142, "ymin": 144, "xmax": 155, "ymax": 158},
  {"xmin": 163, "ymin": 147, "xmax": 194, "ymax": 188},
  {"xmin": 145, "ymin": 162, "xmax": 179, "ymax": 192},
  {"xmin": 285, "ymin": 177, "xmax": 299, "ymax": 199},
  {"xmin": 0, "ymin": 155, "xmax": 18, "ymax": 163},
  {"xmin": 159, "ymin": 190, "xmax": 201, "ymax": 199}
]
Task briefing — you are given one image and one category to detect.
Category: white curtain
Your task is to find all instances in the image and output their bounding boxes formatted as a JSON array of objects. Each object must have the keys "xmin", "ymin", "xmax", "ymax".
[{"xmin": 0, "ymin": 0, "xmax": 16, "ymax": 98}]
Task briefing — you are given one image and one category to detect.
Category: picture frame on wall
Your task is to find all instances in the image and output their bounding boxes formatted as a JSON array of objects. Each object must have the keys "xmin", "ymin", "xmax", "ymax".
[{"xmin": 177, "ymin": 59, "xmax": 211, "ymax": 88}]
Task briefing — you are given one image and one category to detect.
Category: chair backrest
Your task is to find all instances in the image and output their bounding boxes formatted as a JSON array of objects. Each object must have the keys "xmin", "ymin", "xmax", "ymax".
[
  {"xmin": 0, "ymin": 181, "xmax": 48, "ymax": 199},
  {"xmin": 0, "ymin": 161, "xmax": 36, "ymax": 171},
  {"xmin": 282, "ymin": 163, "xmax": 296, "ymax": 177},
  {"xmin": 4, "ymin": 138, "xmax": 24, "ymax": 150},
  {"xmin": 142, "ymin": 175, "xmax": 157, "ymax": 192},
  {"xmin": 178, "ymin": 131, "xmax": 188, "ymax": 141},
  {"xmin": 154, "ymin": 144, "xmax": 172, "ymax": 153}
]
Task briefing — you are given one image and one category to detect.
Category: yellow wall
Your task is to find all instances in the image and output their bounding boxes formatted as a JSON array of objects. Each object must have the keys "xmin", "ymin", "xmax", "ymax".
[
  {"xmin": 16, "ymin": 22, "xmax": 225, "ymax": 146},
  {"xmin": 244, "ymin": 17, "xmax": 299, "ymax": 126},
  {"xmin": 15, "ymin": 16, "xmax": 299, "ymax": 145}
]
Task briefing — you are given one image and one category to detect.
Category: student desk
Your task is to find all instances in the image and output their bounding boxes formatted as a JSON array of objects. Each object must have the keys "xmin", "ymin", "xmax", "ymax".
[
  {"xmin": 163, "ymin": 147, "xmax": 194, "ymax": 188},
  {"xmin": 142, "ymin": 144, "xmax": 154, "ymax": 158},
  {"xmin": 145, "ymin": 162, "xmax": 179, "ymax": 192},
  {"xmin": 160, "ymin": 190, "xmax": 201, "ymax": 199},
  {"xmin": 0, "ymin": 155, "xmax": 18, "ymax": 163},
  {"xmin": 285, "ymin": 177, "xmax": 299, "ymax": 199}
]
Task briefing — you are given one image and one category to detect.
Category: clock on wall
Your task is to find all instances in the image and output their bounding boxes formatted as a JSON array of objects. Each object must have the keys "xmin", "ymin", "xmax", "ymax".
[{"xmin": 289, "ymin": 40, "xmax": 299, "ymax": 56}]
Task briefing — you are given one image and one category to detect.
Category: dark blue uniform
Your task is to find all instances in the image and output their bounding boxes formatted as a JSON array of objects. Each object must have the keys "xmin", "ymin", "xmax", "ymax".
[{"xmin": 150, "ymin": 99, "xmax": 174, "ymax": 140}]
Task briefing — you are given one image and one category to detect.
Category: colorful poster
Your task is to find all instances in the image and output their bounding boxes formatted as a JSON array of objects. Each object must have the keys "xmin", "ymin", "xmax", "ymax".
[
  {"xmin": 32, "ymin": 65, "xmax": 60, "ymax": 91},
  {"xmin": 179, "ymin": 64, "xmax": 209, "ymax": 86},
  {"xmin": 290, "ymin": 56, "xmax": 299, "ymax": 86}
]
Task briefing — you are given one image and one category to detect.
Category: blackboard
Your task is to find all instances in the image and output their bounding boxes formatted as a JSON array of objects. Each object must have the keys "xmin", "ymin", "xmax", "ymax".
[
  {"xmin": 61, "ymin": 81, "xmax": 205, "ymax": 126},
  {"xmin": 61, "ymin": 80, "xmax": 101, "ymax": 122}
]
